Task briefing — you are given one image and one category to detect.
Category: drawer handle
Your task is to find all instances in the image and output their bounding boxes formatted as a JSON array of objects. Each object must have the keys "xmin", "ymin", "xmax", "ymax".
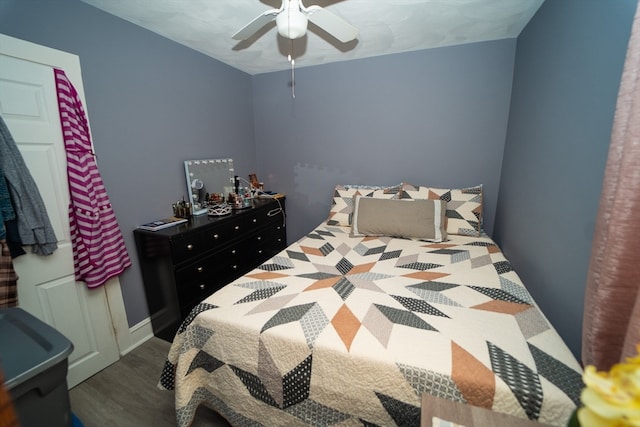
[
  {"xmin": 232, "ymin": 265, "xmax": 238, "ymax": 270},
  {"xmin": 258, "ymin": 250, "xmax": 263, "ymax": 254},
  {"xmin": 234, "ymin": 225, "xmax": 240, "ymax": 230},
  {"xmin": 213, "ymin": 233, "xmax": 219, "ymax": 239},
  {"xmin": 277, "ymin": 238, "xmax": 282, "ymax": 242},
  {"xmin": 277, "ymin": 226, "xmax": 281, "ymax": 230},
  {"xmin": 252, "ymin": 218, "xmax": 257, "ymax": 223},
  {"xmin": 199, "ymin": 283, "xmax": 205, "ymax": 290},
  {"xmin": 231, "ymin": 249, "xmax": 236, "ymax": 254},
  {"xmin": 257, "ymin": 236, "xmax": 262, "ymax": 241},
  {"xmin": 187, "ymin": 244, "xmax": 194, "ymax": 251},
  {"xmin": 197, "ymin": 266, "xmax": 204, "ymax": 273}
]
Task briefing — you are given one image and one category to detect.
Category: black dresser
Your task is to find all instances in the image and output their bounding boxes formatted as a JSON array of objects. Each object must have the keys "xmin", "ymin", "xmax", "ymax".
[{"xmin": 134, "ymin": 197, "xmax": 286, "ymax": 341}]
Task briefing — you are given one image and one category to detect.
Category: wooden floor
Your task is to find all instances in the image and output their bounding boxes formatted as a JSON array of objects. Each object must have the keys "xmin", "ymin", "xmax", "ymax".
[{"xmin": 69, "ymin": 337, "xmax": 231, "ymax": 427}]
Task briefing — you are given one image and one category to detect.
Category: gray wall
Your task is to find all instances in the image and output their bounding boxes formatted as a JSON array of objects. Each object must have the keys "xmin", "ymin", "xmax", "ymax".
[
  {"xmin": 494, "ymin": 0, "xmax": 636, "ymax": 358},
  {"xmin": 0, "ymin": 0, "xmax": 256, "ymax": 326},
  {"xmin": 253, "ymin": 40, "xmax": 516, "ymax": 243}
]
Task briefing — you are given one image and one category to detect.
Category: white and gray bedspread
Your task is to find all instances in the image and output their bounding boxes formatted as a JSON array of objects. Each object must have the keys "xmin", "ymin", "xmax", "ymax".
[{"xmin": 159, "ymin": 222, "xmax": 583, "ymax": 427}]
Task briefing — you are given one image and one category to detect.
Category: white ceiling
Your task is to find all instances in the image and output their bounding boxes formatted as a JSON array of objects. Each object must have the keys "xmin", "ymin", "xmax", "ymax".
[{"xmin": 79, "ymin": 0, "xmax": 544, "ymax": 75}]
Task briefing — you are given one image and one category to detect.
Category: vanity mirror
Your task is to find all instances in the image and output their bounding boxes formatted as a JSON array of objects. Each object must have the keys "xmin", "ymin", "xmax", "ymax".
[{"xmin": 184, "ymin": 158, "xmax": 235, "ymax": 215}]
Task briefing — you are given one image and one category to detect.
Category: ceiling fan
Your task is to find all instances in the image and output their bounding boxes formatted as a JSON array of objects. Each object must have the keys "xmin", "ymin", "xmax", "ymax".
[{"xmin": 232, "ymin": 0, "xmax": 358, "ymax": 43}]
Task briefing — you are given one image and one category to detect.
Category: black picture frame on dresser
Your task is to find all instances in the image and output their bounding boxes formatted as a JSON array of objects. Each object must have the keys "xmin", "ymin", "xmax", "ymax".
[{"xmin": 134, "ymin": 197, "xmax": 286, "ymax": 342}]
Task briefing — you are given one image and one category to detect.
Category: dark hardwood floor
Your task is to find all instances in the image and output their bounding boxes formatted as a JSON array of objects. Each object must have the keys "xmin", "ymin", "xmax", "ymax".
[{"xmin": 69, "ymin": 337, "xmax": 231, "ymax": 427}]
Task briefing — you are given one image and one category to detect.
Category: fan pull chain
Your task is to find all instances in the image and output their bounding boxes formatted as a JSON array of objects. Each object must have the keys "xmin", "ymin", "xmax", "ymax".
[
  {"xmin": 286, "ymin": 7, "xmax": 295, "ymax": 98},
  {"xmin": 289, "ymin": 54, "xmax": 296, "ymax": 98}
]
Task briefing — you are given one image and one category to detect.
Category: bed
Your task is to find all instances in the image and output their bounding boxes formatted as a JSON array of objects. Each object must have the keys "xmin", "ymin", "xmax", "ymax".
[{"xmin": 159, "ymin": 183, "xmax": 583, "ymax": 427}]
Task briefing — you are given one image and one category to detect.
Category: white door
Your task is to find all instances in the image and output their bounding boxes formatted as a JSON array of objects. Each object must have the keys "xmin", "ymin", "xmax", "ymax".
[{"xmin": 0, "ymin": 37, "xmax": 120, "ymax": 387}]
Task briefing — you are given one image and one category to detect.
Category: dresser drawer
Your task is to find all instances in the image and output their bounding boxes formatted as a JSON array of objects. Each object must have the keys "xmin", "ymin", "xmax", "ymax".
[
  {"xmin": 177, "ymin": 275, "xmax": 225, "ymax": 318},
  {"xmin": 244, "ymin": 224, "xmax": 287, "ymax": 262},
  {"xmin": 170, "ymin": 204, "xmax": 284, "ymax": 265},
  {"xmin": 175, "ymin": 224, "xmax": 286, "ymax": 302},
  {"xmin": 175, "ymin": 248, "xmax": 249, "ymax": 312},
  {"xmin": 170, "ymin": 222, "xmax": 224, "ymax": 264},
  {"xmin": 176, "ymin": 245, "xmax": 244, "ymax": 288},
  {"xmin": 135, "ymin": 197, "xmax": 286, "ymax": 341}
]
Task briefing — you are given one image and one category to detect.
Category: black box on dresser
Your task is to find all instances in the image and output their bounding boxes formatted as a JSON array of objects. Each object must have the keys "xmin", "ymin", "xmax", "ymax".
[{"xmin": 134, "ymin": 197, "xmax": 286, "ymax": 341}]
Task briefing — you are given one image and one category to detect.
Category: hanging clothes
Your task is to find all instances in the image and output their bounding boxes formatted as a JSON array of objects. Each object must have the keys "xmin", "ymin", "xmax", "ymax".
[
  {"xmin": 0, "ymin": 241, "xmax": 18, "ymax": 307},
  {"xmin": 3, "ymin": 219, "xmax": 26, "ymax": 258},
  {"xmin": 0, "ymin": 161, "xmax": 19, "ymax": 307},
  {"xmin": 0, "ymin": 166, "xmax": 15, "ymax": 237},
  {"xmin": 0, "ymin": 162, "xmax": 25, "ymax": 258},
  {"xmin": 54, "ymin": 69, "xmax": 131, "ymax": 288},
  {"xmin": 0, "ymin": 116, "xmax": 58, "ymax": 255}
]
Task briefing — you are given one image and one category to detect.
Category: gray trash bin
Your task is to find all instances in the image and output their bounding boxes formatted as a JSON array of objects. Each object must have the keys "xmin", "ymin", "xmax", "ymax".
[{"xmin": 0, "ymin": 307, "xmax": 74, "ymax": 427}]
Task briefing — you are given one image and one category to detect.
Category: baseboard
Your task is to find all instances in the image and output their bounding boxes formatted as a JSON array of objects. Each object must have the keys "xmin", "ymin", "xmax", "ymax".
[{"xmin": 118, "ymin": 317, "xmax": 154, "ymax": 356}]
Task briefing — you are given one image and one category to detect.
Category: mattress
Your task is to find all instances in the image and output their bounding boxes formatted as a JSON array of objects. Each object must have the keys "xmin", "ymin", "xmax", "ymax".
[{"xmin": 159, "ymin": 222, "xmax": 583, "ymax": 427}]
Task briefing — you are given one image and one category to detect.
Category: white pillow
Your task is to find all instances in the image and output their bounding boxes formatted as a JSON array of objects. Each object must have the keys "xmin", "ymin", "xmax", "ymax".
[{"xmin": 326, "ymin": 184, "xmax": 402, "ymax": 227}]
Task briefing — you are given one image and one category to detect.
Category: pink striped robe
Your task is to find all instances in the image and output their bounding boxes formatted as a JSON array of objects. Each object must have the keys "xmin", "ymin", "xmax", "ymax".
[{"xmin": 54, "ymin": 69, "xmax": 131, "ymax": 288}]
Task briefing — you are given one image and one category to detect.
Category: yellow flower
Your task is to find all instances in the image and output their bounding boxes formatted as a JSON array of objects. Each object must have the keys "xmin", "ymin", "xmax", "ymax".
[{"xmin": 578, "ymin": 346, "xmax": 640, "ymax": 427}]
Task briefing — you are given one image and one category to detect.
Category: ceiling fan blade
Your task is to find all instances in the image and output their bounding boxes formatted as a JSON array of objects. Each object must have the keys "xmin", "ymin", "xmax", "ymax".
[
  {"xmin": 232, "ymin": 8, "xmax": 280, "ymax": 40},
  {"xmin": 304, "ymin": 5, "xmax": 358, "ymax": 43}
]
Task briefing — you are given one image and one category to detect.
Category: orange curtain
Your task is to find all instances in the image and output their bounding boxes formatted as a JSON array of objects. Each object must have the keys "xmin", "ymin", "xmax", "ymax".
[{"xmin": 582, "ymin": 0, "xmax": 640, "ymax": 370}]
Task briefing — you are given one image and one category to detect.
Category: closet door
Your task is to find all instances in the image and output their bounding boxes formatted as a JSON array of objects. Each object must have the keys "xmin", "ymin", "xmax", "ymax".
[{"xmin": 0, "ymin": 38, "xmax": 120, "ymax": 387}]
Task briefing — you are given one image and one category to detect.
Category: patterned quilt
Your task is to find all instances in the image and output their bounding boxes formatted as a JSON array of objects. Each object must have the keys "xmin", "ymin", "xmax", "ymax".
[{"xmin": 159, "ymin": 223, "xmax": 583, "ymax": 427}]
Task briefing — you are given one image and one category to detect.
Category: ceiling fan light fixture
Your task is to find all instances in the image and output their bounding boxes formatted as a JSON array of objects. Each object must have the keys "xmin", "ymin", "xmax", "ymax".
[
  {"xmin": 276, "ymin": 9, "xmax": 308, "ymax": 39},
  {"xmin": 233, "ymin": 0, "xmax": 358, "ymax": 44}
]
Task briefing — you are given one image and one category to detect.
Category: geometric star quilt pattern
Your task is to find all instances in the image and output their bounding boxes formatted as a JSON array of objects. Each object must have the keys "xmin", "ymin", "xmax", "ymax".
[{"xmin": 159, "ymin": 223, "xmax": 583, "ymax": 427}]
